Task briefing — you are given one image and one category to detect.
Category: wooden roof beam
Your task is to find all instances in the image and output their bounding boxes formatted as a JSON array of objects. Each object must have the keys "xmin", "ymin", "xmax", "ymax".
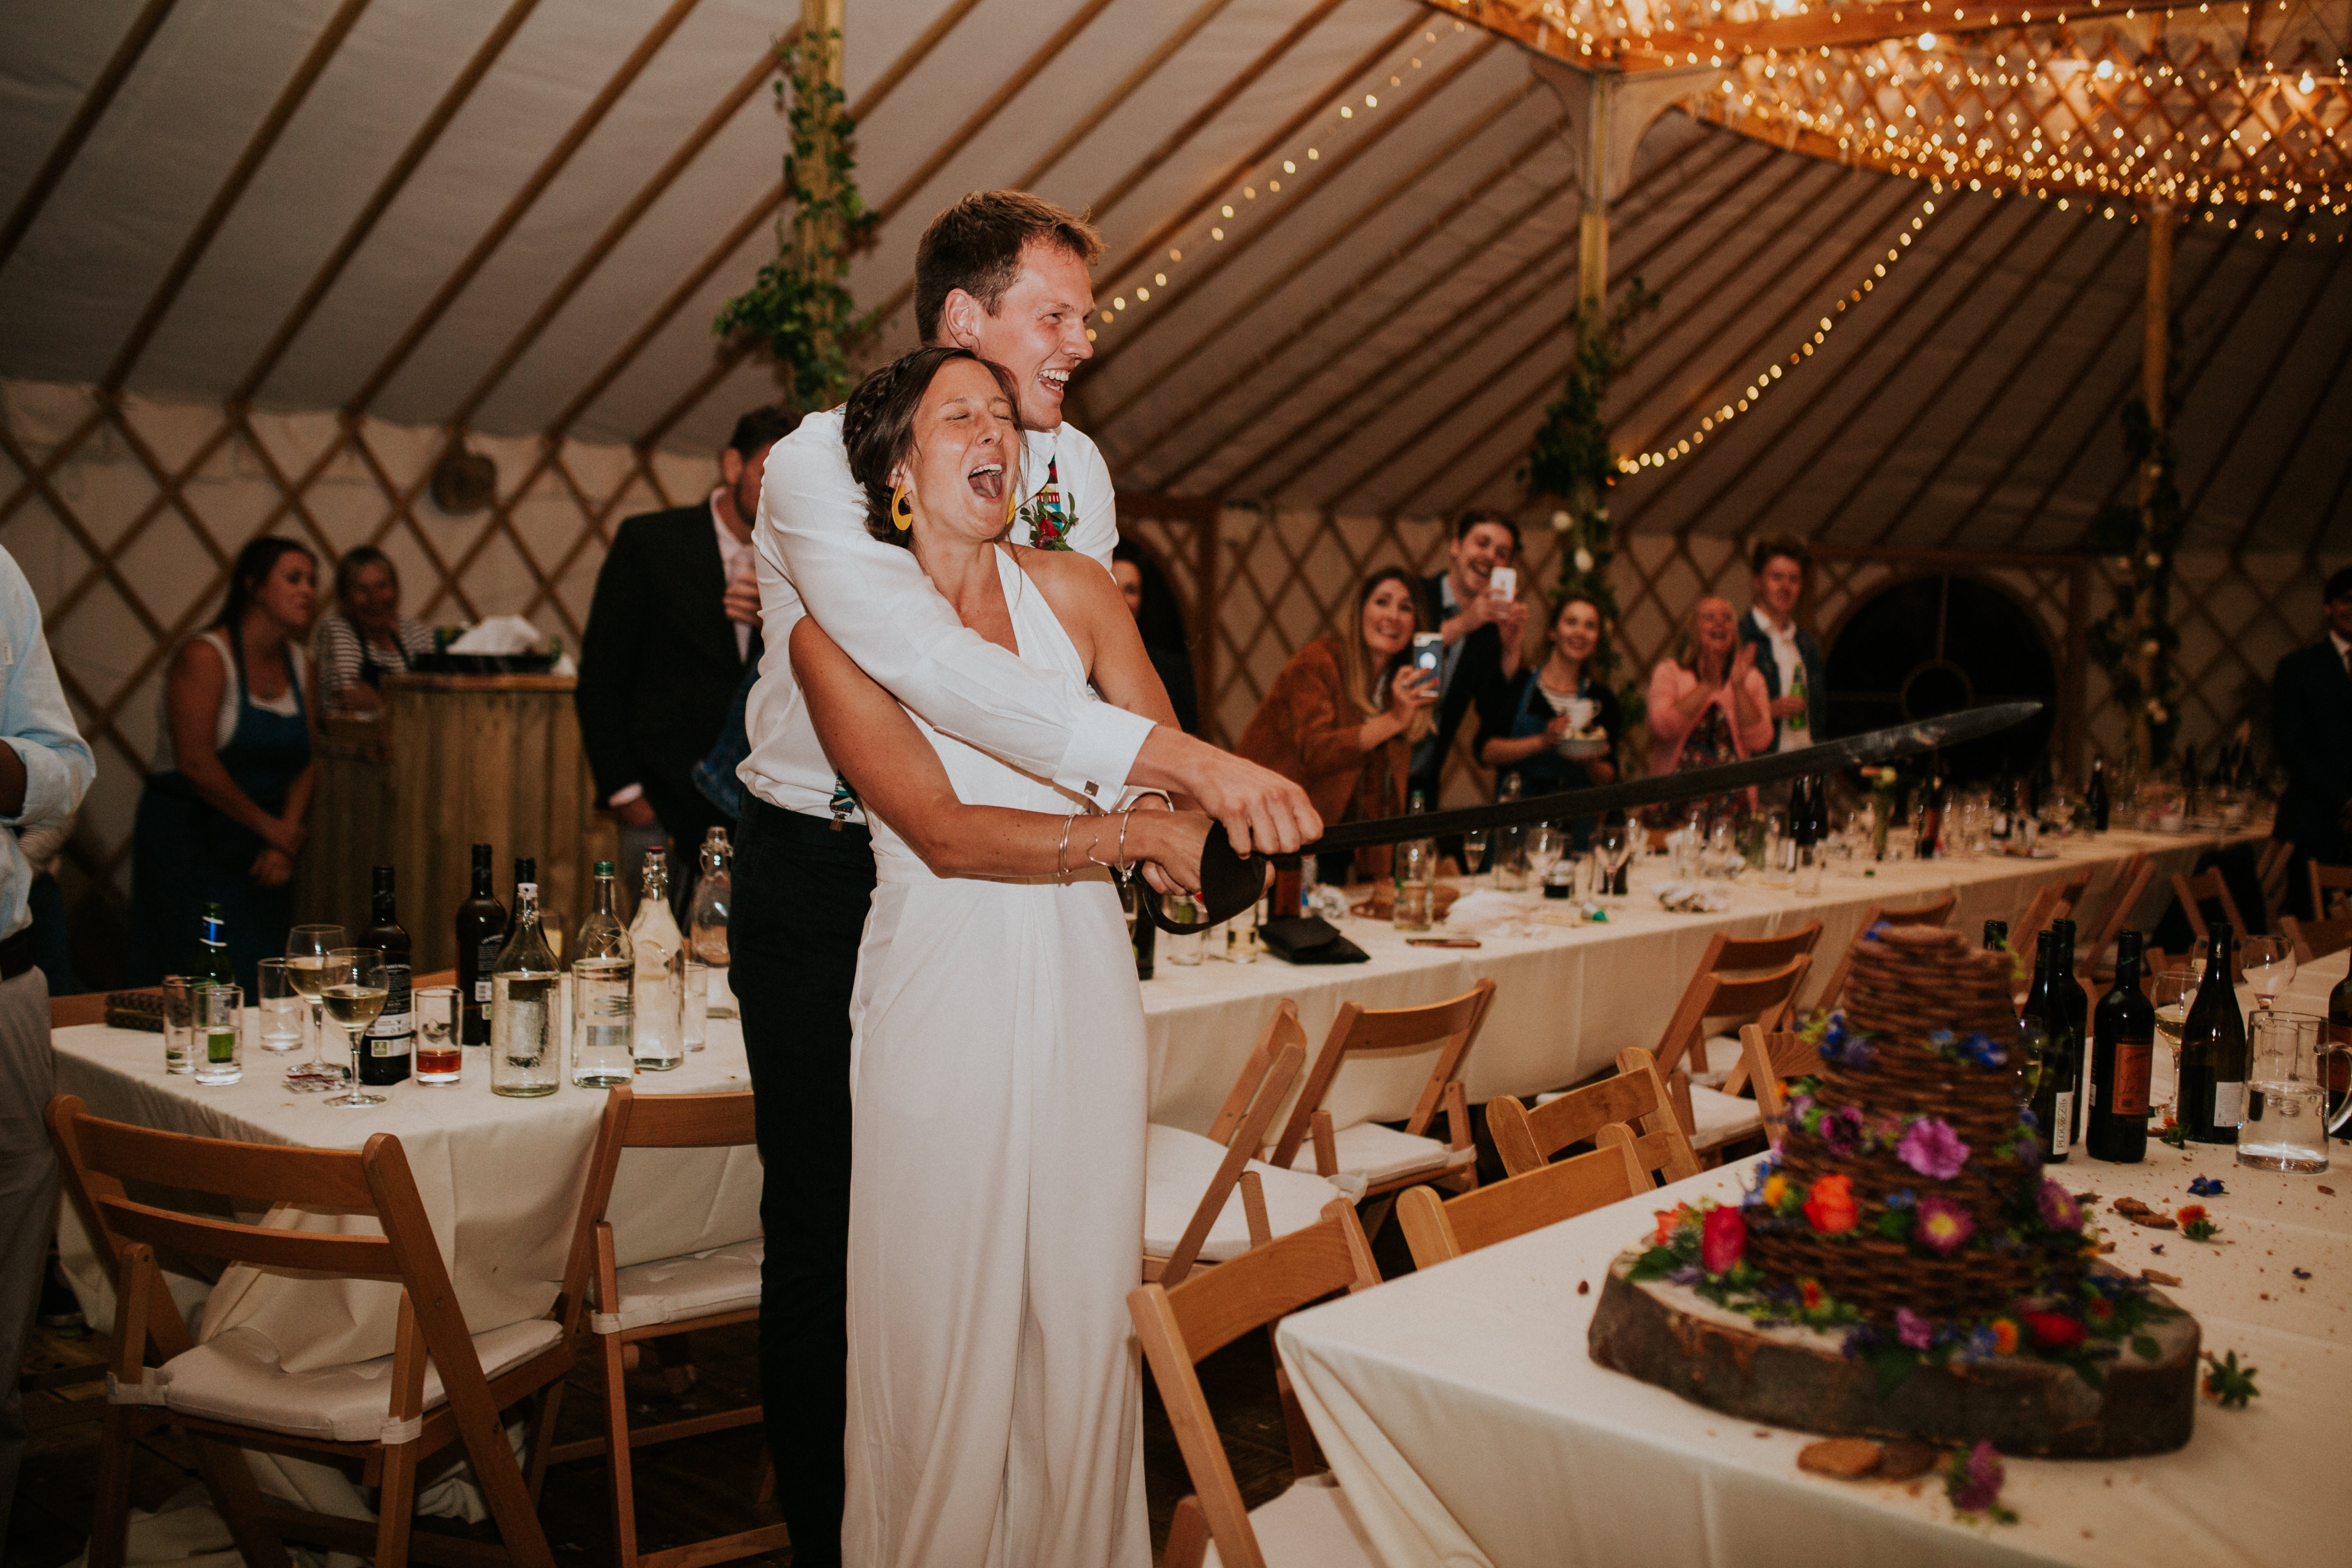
[
  {"xmin": 102, "ymin": 0, "xmax": 373, "ymax": 393},
  {"xmin": 1012, "ymin": 0, "xmax": 1242, "ymax": 194},
  {"xmin": 0, "ymin": 0, "xmax": 181, "ymax": 275},
  {"xmin": 1622, "ymin": 0, "xmax": 2163, "ymax": 69},
  {"xmin": 2229, "ymin": 272, "xmax": 2352, "ymax": 556},
  {"xmin": 345, "ymin": 0, "xmax": 703, "ymax": 420}
]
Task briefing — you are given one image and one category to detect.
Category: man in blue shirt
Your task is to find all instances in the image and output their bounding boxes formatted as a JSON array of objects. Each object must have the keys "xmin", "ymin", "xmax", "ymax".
[{"xmin": 0, "ymin": 544, "xmax": 95, "ymax": 1542}]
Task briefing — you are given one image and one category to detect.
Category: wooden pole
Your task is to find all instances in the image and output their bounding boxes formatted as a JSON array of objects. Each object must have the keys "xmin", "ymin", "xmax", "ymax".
[
  {"xmin": 1578, "ymin": 71, "xmax": 1612, "ymax": 314},
  {"xmin": 791, "ymin": 0, "xmax": 847, "ymax": 401},
  {"xmin": 2128, "ymin": 197, "xmax": 2174, "ymax": 770}
]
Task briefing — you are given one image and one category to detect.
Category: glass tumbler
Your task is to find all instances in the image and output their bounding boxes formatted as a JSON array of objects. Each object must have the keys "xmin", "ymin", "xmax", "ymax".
[
  {"xmin": 413, "ymin": 986, "xmax": 463, "ymax": 1084},
  {"xmin": 1161, "ymin": 893, "xmax": 1205, "ymax": 965},
  {"xmin": 256, "ymin": 959, "xmax": 303, "ymax": 1053},
  {"xmin": 193, "ymin": 985, "xmax": 242, "ymax": 1085},
  {"xmin": 161, "ymin": 976, "xmax": 194, "ymax": 1075},
  {"xmin": 682, "ymin": 959, "xmax": 708, "ymax": 1052}
]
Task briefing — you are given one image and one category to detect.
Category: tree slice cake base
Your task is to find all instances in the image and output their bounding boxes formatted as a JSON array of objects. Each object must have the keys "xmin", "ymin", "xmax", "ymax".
[{"xmin": 1588, "ymin": 1250, "xmax": 2200, "ymax": 1457}]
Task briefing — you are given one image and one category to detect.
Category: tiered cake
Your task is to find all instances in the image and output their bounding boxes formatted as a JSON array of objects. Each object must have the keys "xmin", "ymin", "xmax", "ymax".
[{"xmin": 1588, "ymin": 924, "xmax": 2199, "ymax": 1456}]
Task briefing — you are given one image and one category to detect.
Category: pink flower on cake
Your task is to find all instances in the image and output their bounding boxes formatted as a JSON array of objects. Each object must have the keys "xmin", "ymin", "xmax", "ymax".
[
  {"xmin": 2036, "ymin": 1180, "xmax": 2085, "ymax": 1231},
  {"xmin": 1896, "ymin": 1307, "xmax": 1933, "ymax": 1349},
  {"xmin": 1913, "ymin": 1195, "xmax": 1977, "ymax": 1255},
  {"xmin": 1897, "ymin": 1117, "xmax": 1970, "ymax": 1181},
  {"xmin": 1803, "ymin": 1174, "xmax": 1859, "ymax": 1234},
  {"xmin": 1701, "ymin": 1206, "xmax": 1747, "ymax": 1274}
]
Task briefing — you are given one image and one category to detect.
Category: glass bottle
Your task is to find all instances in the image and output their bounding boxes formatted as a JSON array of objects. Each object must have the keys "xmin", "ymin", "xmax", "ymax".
[
  {"xmin": 1123, "ymin": 878, "xmax": 1156, "ymax": 981},
  {"xmin": 357, "ymin": 865, "xmax": 413, "ymax": 1086},
  {"xmin": 1982, "ymin": 918, "xmax": 2009, "ymax": 951},
  {"xmin": 2086, "ymin": 755, "xmax": 2111, "ymax": 833},
  {"xmin": 2051, "ymin": 919, "xmax": 2090, "ymax": 1154},
  {"xmin": 489, "ymin": 883, "xmax": 561, "ymax": 1098},
  {"xmin": 454, "ymin": 844, "xmax": 504, "ymax": 1046},
  {"xmin": 627, "ymin": 848, "xmax": 685, "ymax": 1071},
  {"xmin": 2024, "ymin": 931, "xmax": 2075, "ymax": 1161},
  {"xmin": 2180, "ymin": 922, "xmax": 2250, "ymax": 1143},
  {"xmin": 570, "ymin": 861, "xmax": 635, "ymax": 1089},
  {"xmin": 194, "ymin": 902, "xmax": 233, "ymax": 990},
  {"xmin": 2088, "ymin": 930, "xmax": 2154, "ymax": 1162},
  {"xmin": 689, "ymin": 826, "xmax": 734, "ymax": 1018},
  {"xmin": 1393, "ymin": 791, "xmax": 1437, "ymax": 931}
]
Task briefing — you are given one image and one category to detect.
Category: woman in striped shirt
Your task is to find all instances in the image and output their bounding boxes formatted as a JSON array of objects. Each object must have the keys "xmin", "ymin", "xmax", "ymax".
[{"xmin": 314, "ymin": 546, "xmax": 433, "ymax": 711}]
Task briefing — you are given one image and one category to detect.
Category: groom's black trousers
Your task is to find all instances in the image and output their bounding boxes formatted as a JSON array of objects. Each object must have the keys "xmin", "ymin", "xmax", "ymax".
[{"xmin": 732, "ymin": 796, "xmax": 874, "ymax": 1568}]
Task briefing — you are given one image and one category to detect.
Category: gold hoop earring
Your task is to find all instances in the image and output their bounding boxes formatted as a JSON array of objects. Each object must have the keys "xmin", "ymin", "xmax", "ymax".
[
  {"xmin": 891, "ymin": 485, "xmax": 914, "ymax": 531},
  {"xmin": 1003, "ymin": 475, "xmax": 1018, "ymax": 528}
]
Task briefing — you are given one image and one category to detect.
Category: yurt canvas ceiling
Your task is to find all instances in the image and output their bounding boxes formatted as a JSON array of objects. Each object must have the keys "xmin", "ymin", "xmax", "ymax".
[{"xmin": 3, "ymin": 0, "xmax": 2346, "ymax": 558}]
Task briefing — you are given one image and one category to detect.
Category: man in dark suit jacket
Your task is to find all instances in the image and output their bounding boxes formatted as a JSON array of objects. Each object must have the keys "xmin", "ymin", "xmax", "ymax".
[
  {"xmin": 1411, "ymin": 509, "xmax": 1528, "ymax": 810},
  {"xmin": 2273, "ymin": 564, "xmax": 2352, "ymax": 918},
  {"xmin": 577, "ymin": 407, "xmax": 799, "ymax": 854}
]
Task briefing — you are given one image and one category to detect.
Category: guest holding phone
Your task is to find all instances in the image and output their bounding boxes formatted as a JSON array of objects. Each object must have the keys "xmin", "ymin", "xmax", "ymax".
[
  {"xmin": 1410, "ymin": 510, "xmax": 1527, "ymax": 807},
  {"xmin": 1478, "ymin": 592, "xmax": 1620, "ymax": 845},
  {"xmin": 1238, "ymin": 567, "xmax": 1437, "ymax": 884}
]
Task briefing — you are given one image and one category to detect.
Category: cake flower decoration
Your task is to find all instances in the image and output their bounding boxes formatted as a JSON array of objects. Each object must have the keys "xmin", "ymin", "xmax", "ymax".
[
  {"xmin": 1943, "ymin": 1441, "xmax": 2015, "ymax": 1522},
  {"xmin": 1897, "ymin": 1117, "xmax": 1970, "ymax": 1180},
  {"xmin": 1819, "ymin": 1105, "xmax": 1867, "ymax": 1155},
  {"xmin": 1803, "ymin": 1174, "xmax": 1860, "ymax": 1234},
  {"xmin": 1896, "ymin": 1307, "xmax": 1934, "ymax": 1350},
  {"xmin": 2187, "ymin": 1175, "xmax": 2225, "ymax": 1197},
  {"xmin": 1913, "ymin": 1195, "xmax": 1977, "ymax": 1255},
  {"xmin": 2036, "ymin": 1181, "xmax": 2085, "ymax": 1232},
  {"xmin": 1701, "ymin": 1206, "xmax": 1747, "ymax": 1274},
  {"xmin": 2024, "ymin": 1311, "xmax": 2086, "ymax": 1351}
]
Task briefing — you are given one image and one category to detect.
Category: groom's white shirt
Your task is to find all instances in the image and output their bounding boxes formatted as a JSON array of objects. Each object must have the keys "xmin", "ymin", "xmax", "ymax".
[{"xmin": 739, "ymin": 410, "xmax": 1146, "ymax": 825}]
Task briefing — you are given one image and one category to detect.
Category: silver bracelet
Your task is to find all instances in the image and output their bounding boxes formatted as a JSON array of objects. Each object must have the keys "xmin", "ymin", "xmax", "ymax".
[
  {"xmin": 1115, "ymin": 807, "xmax": 1136, "ymax": 881},
  {"xmin": 1055, "ymin": 812, "xmax": 1076, "ymax": 879}
]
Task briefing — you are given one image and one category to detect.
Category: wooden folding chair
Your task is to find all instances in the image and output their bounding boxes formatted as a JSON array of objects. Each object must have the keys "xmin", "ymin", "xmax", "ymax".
[
  {"xmin": 1127, "ymin": 1202, "xmax": 1385, "ymax": 1568},
  {"xmin": 1652, "ymin": 924, "xmax": 1824, "ymax": 1085},
  {"xmin": 1731, "ymin": 1023, "xmax": 1824, "ymax": 1147},
  {"xmin": 1639, "ymin": 952, "xmax": 1812, "ymax": 1151},
  {"xmin": 1809, "ymin": 895, "xmax": 1956, "ymax": 1014},
  {"xmin": 1396, "ymin": 1143, "xmax": 1646, "ymax": 1270},
  {"xmin": 2173, "ymin": 866, "xmax": 2255, "ymax": 972},
  {"xmin": 2079, "ymin": 852, "xmax": 2153, "ymax": 980},
  {"xmin": 2313, "ymin": 863, "xmax": 2352, "ymax": 922},
  {"xmin": 47, "ymin": 1095, "xmax": 573, "ymax": 1568},
  {"xmin": 2280, "ymin": 913, "xmax": 2352, "ymax": 964},
  {"xmin": 1486, "ymin": 1050, "xmax": 1697, "ymax": 1183},
  {"xmin": 1146, "ymin": 1003, "xmax": 1324, "ymax": 1287},
  {"xmin": 545, "ymin": 1087, "xmax": 782, "ymax": 1568},
  {"xmin": 1266, "ymin": 979, "xmax": 1496, "ymax": 1236},
  {"xmin": 2009, "ymin": 868, "xmax": 2094, "ymax": 960},
  {"xmin": 2256, "ymin": 840, "xmax": 2297, "ymax": 928}
]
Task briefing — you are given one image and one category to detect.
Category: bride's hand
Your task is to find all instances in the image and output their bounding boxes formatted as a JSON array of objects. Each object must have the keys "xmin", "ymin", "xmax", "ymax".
[{"xmin": 1128, "ymin": 810, "xmax": 1213, "ymax": 894}]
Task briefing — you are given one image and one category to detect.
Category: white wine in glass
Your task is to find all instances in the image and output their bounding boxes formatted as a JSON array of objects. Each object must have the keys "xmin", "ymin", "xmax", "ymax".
[
  {"xmin": 283, "ymin": 924, "xmax": 344, "ymax": 1090},
  {"xmin": 323, "ymin": 947, "xmax": 389, "ymax": 1108}
]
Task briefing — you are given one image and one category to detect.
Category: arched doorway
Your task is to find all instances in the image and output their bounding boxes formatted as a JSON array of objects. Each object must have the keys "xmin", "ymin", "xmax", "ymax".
[{"xmin": 1824, "ymin": 574, "xmax": 2058, "ymax": 786}]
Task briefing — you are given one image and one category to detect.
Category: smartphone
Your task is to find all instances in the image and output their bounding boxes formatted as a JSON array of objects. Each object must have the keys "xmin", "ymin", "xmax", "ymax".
[
  {"xmin": 1410, "ymin": 632, "xmax": 1444, "ymax": 681},
  {"xmin": 1487, "ymin": 565, "xmax": 1517, "ymax": 601}
]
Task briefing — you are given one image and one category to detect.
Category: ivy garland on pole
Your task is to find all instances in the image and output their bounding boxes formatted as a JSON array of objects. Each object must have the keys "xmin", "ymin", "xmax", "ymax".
[
  {"xmin": 714, "ymin": 23, "xmax": 877, "ymax": 412},
  {"xmin": 2084, "ymin": 366, "xmax": 2186, "ymax": 772},
  {"xmin": 1520, "ymin": 280, "xmax": 1661, "ymax": 728}
]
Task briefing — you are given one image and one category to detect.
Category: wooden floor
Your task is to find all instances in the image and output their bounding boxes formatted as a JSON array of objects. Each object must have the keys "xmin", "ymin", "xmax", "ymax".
[{"xmin": 9, "ymin": 1220, "xmax": 1419, "ymax": 1568}]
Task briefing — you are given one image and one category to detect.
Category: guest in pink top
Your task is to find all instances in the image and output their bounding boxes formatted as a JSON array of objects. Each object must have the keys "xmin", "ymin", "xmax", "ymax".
[{"xmin": 1645, "ymin": 596, "xmax": 1774, "ymax": 827}]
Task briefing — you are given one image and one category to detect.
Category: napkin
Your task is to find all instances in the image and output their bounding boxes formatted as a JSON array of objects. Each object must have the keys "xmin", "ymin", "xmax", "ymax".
[{"xmin": 446, "ymin": 615, "xmax": 547, "ymax": 655}]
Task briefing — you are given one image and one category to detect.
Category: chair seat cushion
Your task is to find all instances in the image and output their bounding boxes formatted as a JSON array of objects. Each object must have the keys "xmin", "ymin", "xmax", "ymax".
[
  {"xmin": 1274, "ymin": 1120, "xmax": 1473, "ymax": 1187},
  {"xmin": 155, "ymin": 1317, "xmax": 564, "ymax": 1444},
  {"xmin": 593, "ymin": 1240, "xmax": 764, "ymax": 1334},
  {"xmin": 1204, "ymin": 1474, "xmax": 1380, "ymax": 1568},
  {"xmin": 1687, "ymin": 1084, "xmax": 1764, "ymax": 1150},
  {"xmin": 1143, "ymin": 1125, "xmax": 1349, "ymax": 1263},
  {"xmin": 1690, "ymin": 1033, "xmax": 1744, "ymax": 1088}
]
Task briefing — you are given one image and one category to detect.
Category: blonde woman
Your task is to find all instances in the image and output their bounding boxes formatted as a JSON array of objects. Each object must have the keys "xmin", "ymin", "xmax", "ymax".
[{"xmin": 1235, "ymin": 565, "xmax": 1438, "ymax": 882}]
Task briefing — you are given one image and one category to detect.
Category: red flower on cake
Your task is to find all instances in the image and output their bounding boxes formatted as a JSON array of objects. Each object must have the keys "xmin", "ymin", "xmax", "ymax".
[
  {"xmin": 1653, "ymin": 1204, "xmax": 1698, "ymax": 1245},
  {"xmin": 1798, "ymin": 1278, "xmax": 1824, "ymax": 1309},
  {"xmin": 2024, "ymin": 1311, "xmax": 2085, "ymax": 1351},
  {"xmin": 1701, "ymin": 1206, "xmax": 1747, "ymax": 1274},
  {"xmin": 1803, "ymin": 1174, "xmax": 1859, "ymax": 1234}
]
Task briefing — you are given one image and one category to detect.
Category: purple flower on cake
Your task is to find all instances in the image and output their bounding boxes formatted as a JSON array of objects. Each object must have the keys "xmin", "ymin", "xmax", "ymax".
[
  {"xmin": 1884, "ymin": 1187, "xmax": 1918, "ymax": 1209},
  {"xmin": 1896, "ymin": 1307, "xmax": 1934, "ymax": 1350},
  {"xmin": 1945, "ymin": 1441, "xmax": 2007, "ymax": 1516},
  {"xmin": 1817, "ymin": 1016, "xmax": 1879, "ymax": 1070},
  {"xmin": 1898, "ymin": 1117, "xmax": 1971, "ymax": 1180},
  {"xmin": 1914, "ymin": 1195, "xmax": 1977, "ymax": 1255},
  {"xmin": 1958, "ymin": 1030, "xmax": 2007, "ymax": 1069},
  {"xmin": 1819, "ymin": 1105, "xmax": 1867, "ymax": 1155},
  {"xmin": 2036, "ymin": 1181, "xmax": 2085, "ymax": 1232}
]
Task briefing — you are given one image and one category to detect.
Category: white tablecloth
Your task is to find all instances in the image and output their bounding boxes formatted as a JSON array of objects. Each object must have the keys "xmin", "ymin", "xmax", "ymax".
[
  {"xmin": 1141, "ymin": 828, "xmax": 2260, "ymax": 1137},
  {"xmin": 1273, "ymin": 952, "xmax": 2350, "ymax": 1568},
  {"xmin": 53, "ymin": 1018, "xmax": 764, "ymax": 1371}
]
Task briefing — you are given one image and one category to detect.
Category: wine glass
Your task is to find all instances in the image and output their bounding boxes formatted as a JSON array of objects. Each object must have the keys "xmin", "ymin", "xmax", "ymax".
[
  {"xmin": 2243, "ymin": 937, "xmax": 2294, "ymax": 1012},
  {"xmin": 1525, "ymin": 824, "xmax": 1565, "ymax": 889},
  {"xmin": 282, "ymin": 924, "xmax": 345, "ymax": 1090},
  {"xmin": 1463, "ymin": 827, "xmax": 1491, "ymax": 881},
  {"xmin": 321, "ymin": 947, "xmax": 390, "ymax": 1109},
  {"xmin": 1593, "ymin": 821, "xmax": 1630, "ymax": 905},
  {"xmin": 2151, "ymin": 966, "xmax": 2195, "ymax": 1112}
]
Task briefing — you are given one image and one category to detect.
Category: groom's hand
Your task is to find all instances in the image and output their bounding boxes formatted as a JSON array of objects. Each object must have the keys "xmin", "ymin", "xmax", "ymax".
[{"xmin": 1134, "ymin": 728, "xmax": 1320, "ymax": 858}]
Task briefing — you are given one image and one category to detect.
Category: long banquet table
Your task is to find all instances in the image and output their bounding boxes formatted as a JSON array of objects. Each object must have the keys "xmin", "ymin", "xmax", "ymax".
[{"xmin": 1273, "ymin": 951, "xmax": 2350, "ymax": 1568}]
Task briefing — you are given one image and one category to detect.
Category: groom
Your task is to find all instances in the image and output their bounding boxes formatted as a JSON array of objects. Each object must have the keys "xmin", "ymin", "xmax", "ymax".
[{"xmin": 732, "ymin": 190, "xmax": 1320, "ymax": 1565}]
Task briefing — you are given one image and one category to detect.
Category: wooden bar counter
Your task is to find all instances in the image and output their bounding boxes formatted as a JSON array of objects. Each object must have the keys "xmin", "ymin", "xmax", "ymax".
[{"xmin": 295, "ymin": 672, "xmax": 610, "ymax": 972}]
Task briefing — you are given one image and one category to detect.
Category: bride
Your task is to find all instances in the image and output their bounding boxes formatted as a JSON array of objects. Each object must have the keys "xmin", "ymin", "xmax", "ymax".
[{"xmin": 790, "ymin": 345, "xmax": 1210, "ymax": 1568}]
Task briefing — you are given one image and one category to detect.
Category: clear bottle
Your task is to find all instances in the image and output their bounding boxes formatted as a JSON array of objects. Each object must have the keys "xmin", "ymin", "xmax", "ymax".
[
  {"xmin": 490, "ymin": 882, "xmax": 562, "ymax": 1097},
  {"xmin": 689, "ymin": 826, "xmax": 735, "ymax": 1018},
  {"xmin": 2180, "ymin": 921, "xmax": 2249, "ymax": 1143},
  {"xmin": 570, "ymin": 861, "xmax": 635, "ymax": 1089},
  {"xmin": 627, "ymin": 848, "xmax": 685, "ymax": 1071}
]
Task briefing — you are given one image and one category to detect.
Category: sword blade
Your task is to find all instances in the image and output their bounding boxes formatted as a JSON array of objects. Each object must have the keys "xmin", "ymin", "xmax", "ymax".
[{"xmin": 1310, "ymin": 700, "xmax": 2042, "ymax": 854}]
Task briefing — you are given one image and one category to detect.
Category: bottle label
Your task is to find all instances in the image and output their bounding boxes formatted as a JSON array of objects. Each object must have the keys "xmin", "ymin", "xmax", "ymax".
[
  {"xmin": 2052, "ymin": 1091, "xmax": 2073, "ymax": 1155},
  {"xmin": 368, "ymin": 962, "xmax": 413, "ymax": 1056},
  {"xmin": 475, "ymin": 938, "xmax": 502, "ymax": 1003},
  {"xmin": 2210, "ymin": 1080, "xmax": 2246, "ymax": 1127},
  {"xmin": 2111, "ymin": 1041, "xmax": 2152, "ymax": 1116}
]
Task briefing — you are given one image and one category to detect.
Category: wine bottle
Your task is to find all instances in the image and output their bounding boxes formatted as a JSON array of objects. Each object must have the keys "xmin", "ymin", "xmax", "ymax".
[
  {"xmin": 1123, "ymin": 877, "xmax": 1156, "ymax": 980},
  {"xmin": 2332, "ymin": 963, "xmax": 2352, "ymax": 1052},
  {"xmin": 357, "ymin": 865, "xmax": 413, "ymax": 1087},
  {"xmin": 2086, "ymin": 755, "xmax": 2111, "ymax": 833},
  {"xmin": 2052, "ymin": 919, "xmax": 2090, "ymax": 1155},
  {"xmin": 2088, "ymin": 930, "xmax": 2154, "ymax": 1161},
  {"xmin": 1914, "ymin": 774, "xmax": 1943, "ymax": 860},
  {"xmin": 454, "ymin": 844, "xmax": 505, "ymax": 1046},
  {"xmin": 2024, "ymin": 931, "xmax": 2074, "ymax": 1161},
  {"xmin": 194, "ymin": 902, "xmax": 233, "ymax": 990},
  {"xmin": 2180, "ymin": 922, "xmax": 2249, "ymax": 1144},
  {"xmin": 1983, "ymin": 918, "xmax": 2009, "ymax": 951}
]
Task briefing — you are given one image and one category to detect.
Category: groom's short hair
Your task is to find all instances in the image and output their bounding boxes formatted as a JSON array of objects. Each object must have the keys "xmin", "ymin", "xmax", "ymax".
[{"xmin": 915, "ymin": 191, "xmax": 1103, "ymax": 343}]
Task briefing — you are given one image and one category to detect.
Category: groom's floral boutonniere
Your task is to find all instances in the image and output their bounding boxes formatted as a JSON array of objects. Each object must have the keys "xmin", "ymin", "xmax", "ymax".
[{"xmin": 1017, "ymin": 456, "xmax": 1075, "ymax": 551}]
